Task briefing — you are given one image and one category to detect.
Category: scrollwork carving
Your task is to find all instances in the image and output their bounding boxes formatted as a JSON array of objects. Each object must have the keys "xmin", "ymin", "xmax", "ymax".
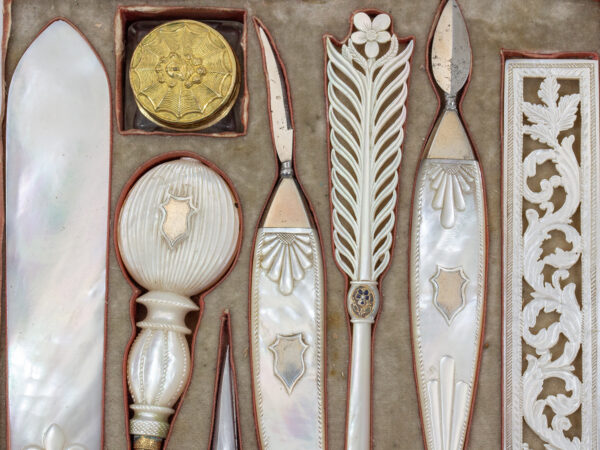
[{"xmin": 520, "ymin": 76, "xmax": 583, "ymax": 448}]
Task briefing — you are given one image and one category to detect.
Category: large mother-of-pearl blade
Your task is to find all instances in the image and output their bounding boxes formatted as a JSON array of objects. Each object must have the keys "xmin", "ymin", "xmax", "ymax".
[{"xmin": 6, "ymin": 20, "xmax": 110, "ymax": 450}]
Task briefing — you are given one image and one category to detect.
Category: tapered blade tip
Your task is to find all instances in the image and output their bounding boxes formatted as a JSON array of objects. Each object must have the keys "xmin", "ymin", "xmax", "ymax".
[
  {"xmin": 255, "ymin": 19, "xmax": 294, "ymax": 163},
  {"xmin": 431, "ymin": 0, "xmax": 471, "ymax": 96}
]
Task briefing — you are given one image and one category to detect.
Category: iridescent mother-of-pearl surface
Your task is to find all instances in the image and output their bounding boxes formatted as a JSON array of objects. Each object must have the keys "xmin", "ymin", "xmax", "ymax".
[
  {"xmin": 6, "ymin": 20, "xmax": 110, "ymax": 450},
  {"xmin": 411, "ymin": 160, "xmax": 485, "ymax": 450},
  {"xmin": 251, "ymin": 227, "xmax": 325, "ymax": 450}
]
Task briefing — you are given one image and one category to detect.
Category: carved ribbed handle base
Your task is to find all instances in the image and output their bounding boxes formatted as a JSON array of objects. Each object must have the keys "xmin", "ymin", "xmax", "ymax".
[{"xmin": 127, "ymin": 291, "xmax": 199, "ymax": 442}]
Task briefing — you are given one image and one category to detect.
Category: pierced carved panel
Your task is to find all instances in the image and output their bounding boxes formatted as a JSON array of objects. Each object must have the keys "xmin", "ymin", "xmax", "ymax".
[{"xmin": 503, "ymin": 58, "xmax": 600, "ymax": 449}]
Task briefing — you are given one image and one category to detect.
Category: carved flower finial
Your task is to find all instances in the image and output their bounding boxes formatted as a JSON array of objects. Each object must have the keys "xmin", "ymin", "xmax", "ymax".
[
  {"xmin": 351, "ymin": 13, "xmax": 391, "ymax": 58},
  {"xmin": 24, "ymin": 424, "xmax": 87, "ymax": 450}
]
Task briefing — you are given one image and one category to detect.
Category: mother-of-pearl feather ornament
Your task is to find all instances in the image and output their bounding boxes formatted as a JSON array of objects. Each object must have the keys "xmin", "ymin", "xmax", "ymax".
[
  {"xmin": 325, "ymin": 11, "xmax": 414, "ymax": 450},
  {"xmin": 117, "ymin": 157, "xmax": 240, "ymax": 448}
]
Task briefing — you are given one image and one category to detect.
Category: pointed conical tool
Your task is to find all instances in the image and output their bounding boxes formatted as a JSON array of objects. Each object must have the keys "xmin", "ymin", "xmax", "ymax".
[
  {"xmin": 249, "ymin": 17, "xmax": 326, "ymax": 450},
  {"xmin": 209, "ymin": 311, "xmax": 242, "ymax": 450},
  {"xmin": 409, "ymin": 1, "xmax": 487, "ymax": 449}
]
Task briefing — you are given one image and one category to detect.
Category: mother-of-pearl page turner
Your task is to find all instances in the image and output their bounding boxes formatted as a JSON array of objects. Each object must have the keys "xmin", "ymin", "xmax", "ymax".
[
  {"xmin": 409, "ymin": 1, "xmax": 487, "ymax": 449},
  {"xmin": 250, "ymin": 18, "xmax": 326, "ymax": 450},
  {"xmin": 6, "ymin": 19, "xmax": 111, "ymax": 450}
]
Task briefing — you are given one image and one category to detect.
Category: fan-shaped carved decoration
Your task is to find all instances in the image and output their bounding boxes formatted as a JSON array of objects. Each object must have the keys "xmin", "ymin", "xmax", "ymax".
[
  {"xmin": 24, "ymin": 423, "xmax": 86, "ymax": 450},
  {"xmin": 260, "ymin": 232, "xmax": 313, "ymax": 295},
  {"xmin": 428, "ymin": 163, "xmax": 476, "ymax": 229}
]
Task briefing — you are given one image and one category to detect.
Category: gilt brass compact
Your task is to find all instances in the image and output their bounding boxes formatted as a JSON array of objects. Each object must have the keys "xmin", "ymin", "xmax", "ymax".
[{"xmin": 129, "ymin": 20, "xmax": 240, "ymax": 131}]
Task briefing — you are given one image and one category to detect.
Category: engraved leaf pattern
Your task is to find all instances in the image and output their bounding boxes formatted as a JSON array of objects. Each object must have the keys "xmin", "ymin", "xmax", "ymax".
[
  {"xmin": 521, "ymin": 76, "xmax": 583, "ymax": 449},
  {"xmin": 326, "ymin": 16, "xmax": 413, "ymax": 281}
]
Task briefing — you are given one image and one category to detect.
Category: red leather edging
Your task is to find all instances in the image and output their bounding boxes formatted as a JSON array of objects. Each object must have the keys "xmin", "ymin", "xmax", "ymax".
[
  {"xmin": 0, "ymin": 3, "xmax": 11, "ymax": 443},
  {"xmin": 499, "ymin": 48, "xmax": 600, "ymax": 450},
  {"xmin": 207, "ymin": 309, "xmax": 243, "ymax": 450},
  {"xmin": 248, "ymin": 16, "xmax": 329, "ymax": 450},
  {"xmin": 113, "ymin": 151, "xmax": 243, "ymax": 449},
  {"xmin": 322, "ymin": 9, "xmax": 416, "ymax": 450},
  {"xmin": 406, "ymin": 1, "xmax": 490, "ymax": 449}
]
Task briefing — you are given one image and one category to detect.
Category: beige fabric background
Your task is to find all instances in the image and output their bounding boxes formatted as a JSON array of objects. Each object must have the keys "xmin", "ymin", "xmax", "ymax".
[{"xmin": 1, "ymin": 0, "xmax": 598, "ymax": 449}]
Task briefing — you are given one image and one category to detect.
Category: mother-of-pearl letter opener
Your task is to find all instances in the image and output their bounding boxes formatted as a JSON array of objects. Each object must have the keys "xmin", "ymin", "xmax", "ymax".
[
  {"xmin": 325, "ymin": 10, "xmax": 414, "ymax": 450},
  {"xmin": 250, "ymin": 18, "xmax": 326, "ymax": 450},
  {"xmin": 503, "ymin": 53, "xmax": 600, "ymax": 449},
  {"xmin": 409, "ymin": 1, "xmax": 487, "ymax": 449},
  {"xmin": 117, "ymin": 157, "xmax": 241, "ymax": 450},
  {"xmin": 6, "ymin": 20, "xmax": 110, "ymax": 450}
]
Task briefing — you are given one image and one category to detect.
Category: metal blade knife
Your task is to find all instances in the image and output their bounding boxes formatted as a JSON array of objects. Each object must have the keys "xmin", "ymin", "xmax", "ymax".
[
  {"xmin": 6, "ymin": 19, "xmax": 111, "ymax": 450},
  {"xmin": 250, "ymin": 18, "xmax": 326, "ymax": 450},
  {"xmin": 409, "ymin": 1, "xmax": 487, "ymax": 449}
]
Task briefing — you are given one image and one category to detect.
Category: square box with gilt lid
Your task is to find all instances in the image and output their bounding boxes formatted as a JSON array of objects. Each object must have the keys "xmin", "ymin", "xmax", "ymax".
[{"xmin": 115, "ymin": 5, "xmax": 248, "ymax": 137}]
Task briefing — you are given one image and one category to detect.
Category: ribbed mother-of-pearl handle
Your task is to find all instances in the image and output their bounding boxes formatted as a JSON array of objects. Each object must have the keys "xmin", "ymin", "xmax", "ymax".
[
  {"xmin": 118, "ymin": 158, "xmax": 240, "ymax": 448},
  {"xmin": 126, "ymin": 291, "xmax": 198, "ymax": 439}
]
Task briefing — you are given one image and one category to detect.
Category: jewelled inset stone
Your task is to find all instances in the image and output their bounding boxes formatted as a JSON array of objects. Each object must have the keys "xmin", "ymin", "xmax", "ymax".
[{"xmin": 350, "ymin": 285, "xmax": 375, "ymax": 319}]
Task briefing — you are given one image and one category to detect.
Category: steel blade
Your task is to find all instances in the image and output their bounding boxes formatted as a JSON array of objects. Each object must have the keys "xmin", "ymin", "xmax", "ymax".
[
  {"xmin": 255, "ymin": 20, "xmax": 294, "ymax": 163},
  {"xmin": 431, "ymin": 0, "xmax": 471, "ymax": 97},
  {"xmin": 6, "ymin": 20, "xmax": 110, "ymax": 450}
]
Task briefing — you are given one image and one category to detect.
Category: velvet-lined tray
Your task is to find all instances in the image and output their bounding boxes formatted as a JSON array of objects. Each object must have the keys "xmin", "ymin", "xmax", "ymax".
[{"xmin": 0, "ymin": 1, "xmax": 598, "ymax": 448}]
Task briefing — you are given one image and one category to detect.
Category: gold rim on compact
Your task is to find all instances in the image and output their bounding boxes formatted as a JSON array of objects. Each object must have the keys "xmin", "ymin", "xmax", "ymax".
[{"xmin": 129, "ymin": 20, "xmax": 240, "ymax": 131}]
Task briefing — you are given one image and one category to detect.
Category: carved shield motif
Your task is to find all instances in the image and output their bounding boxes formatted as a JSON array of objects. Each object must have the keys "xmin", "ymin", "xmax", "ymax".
[
  {"xmin": 160, "ymin": 193, "xmax": 197, "ymax": 248},
  {"xmin": 268, "ymin": 333, "xmax": 308, "ymax": 394},
  {"xmin": 430, "ymin": 265, "xmax": 469, "ymax": 324}
]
